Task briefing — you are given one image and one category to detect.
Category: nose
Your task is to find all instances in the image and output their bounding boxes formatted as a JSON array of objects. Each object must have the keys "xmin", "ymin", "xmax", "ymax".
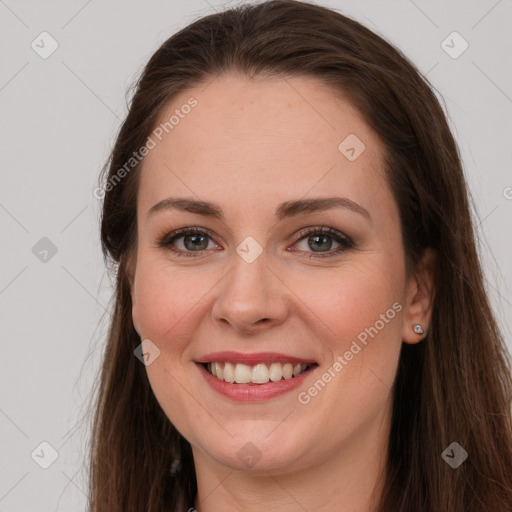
[{"xmin": 211, "ymin": 250, "xmax": 289, "ymax": 335}]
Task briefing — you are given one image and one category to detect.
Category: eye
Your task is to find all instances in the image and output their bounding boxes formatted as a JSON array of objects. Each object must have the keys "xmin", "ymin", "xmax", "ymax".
[
  {"xmin": 157, "ymin": 226, "xmax": 221, "ymax": 257},
  {"xmin": 291, "ymin": 226, "xmax": 353, "ymax": 258},
  {"xmin": 157, "ymin": 225, "xmax": 353, "ymax": 258}
]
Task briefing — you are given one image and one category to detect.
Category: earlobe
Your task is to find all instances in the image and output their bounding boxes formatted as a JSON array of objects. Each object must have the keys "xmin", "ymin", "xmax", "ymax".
[{"xmin": 401, "ymin": 248, "xmax": 437, "ymax": 344}]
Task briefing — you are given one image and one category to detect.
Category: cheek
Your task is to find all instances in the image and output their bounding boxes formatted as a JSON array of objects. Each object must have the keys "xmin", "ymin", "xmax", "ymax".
[
  {"xmin": 288, "ymin": 258, "xmax": 405, "ymax": 428},
  {"xmin": 292, "ymin": 262, "xmax": 404, "ymax": 434},
  {"xmin": 133, "ymin": 260, "xmax": 212, "ymax": 435},
  {"xmin": 133, "ymin": 257, "xmax": 218, "ymax": 356},
  {"xmin": 292, "ymin": 258, "xmax": 404, "ymax": 346}
]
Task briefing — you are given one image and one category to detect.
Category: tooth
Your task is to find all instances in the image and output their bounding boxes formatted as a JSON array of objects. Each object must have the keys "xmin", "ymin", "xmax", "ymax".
[
  {"xmin": 214, "ymin": 362, "xmax": 223, "ymax": 380},
  {"xmin": 251, "ymin": 363, "xmax": 270, "ymax": 384},
  {"xmin": 223, "ymin": 362, "xmax": 235, "ymax": 383},
  {"xmin": 209, "ymin": 361, "xmax": 310, "ymax": 384},
  {"xmin": 282, "ymin": 363, "xmax": 293, "ymax": 379},
  {"xmin": 234, "ymin": 363, "xmax": 252, "ymax": 383},
  {"xmin": 269, "ymin": 363, "xmax": 283, "ymax": 381}
]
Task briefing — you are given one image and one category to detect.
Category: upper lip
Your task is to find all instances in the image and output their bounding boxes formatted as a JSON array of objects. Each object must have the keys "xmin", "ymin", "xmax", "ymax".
[{"xmin": 195, "ymin": 351, "xmax": 318, "ymax": 366}]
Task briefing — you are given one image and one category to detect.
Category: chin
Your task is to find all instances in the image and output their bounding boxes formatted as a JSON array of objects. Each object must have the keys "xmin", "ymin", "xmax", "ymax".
[{"xmin": 194, "ymin": 427, "xmax": 314, "ymax": 473}]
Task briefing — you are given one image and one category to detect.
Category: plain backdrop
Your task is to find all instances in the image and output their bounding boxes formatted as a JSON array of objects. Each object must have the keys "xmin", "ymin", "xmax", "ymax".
[{"xmin": 0, "ymin": 0, "xmax": 511, "ymax": 510}]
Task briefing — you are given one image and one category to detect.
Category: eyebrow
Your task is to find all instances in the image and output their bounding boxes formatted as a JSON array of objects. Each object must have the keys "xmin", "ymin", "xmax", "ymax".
[{"xmin": 147, "ymin": 196, "xmax": 372, "ymax": 224}]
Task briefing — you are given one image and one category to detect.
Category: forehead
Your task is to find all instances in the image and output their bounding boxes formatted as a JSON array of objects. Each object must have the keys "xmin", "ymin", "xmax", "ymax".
[{"xmin": 138, "ymin": 72, "xmax": 392, "ymax": 222}]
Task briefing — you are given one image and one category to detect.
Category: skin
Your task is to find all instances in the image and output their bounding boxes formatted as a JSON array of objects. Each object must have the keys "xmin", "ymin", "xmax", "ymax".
[{"xmin": 129, "ymin": 72, "xmax": 435, "ymax": 512}]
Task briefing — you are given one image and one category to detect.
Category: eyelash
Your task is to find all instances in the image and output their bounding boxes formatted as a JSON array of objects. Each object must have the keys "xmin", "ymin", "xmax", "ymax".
[{"xmin": 157, "ymin": 225, "xmax": 354, "ymax": 259}]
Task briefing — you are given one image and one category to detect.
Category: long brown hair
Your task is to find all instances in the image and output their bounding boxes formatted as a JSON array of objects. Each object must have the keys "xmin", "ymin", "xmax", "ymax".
[{"xmin": 87, "ymin": 1, "xmax": 512, "ymax": 510}]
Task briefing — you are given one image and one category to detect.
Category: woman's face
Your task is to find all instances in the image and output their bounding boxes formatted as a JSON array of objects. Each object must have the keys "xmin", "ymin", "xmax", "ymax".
[{"xmin": 130, "ymin": 72, "xmax": 429, "ymax": 475}]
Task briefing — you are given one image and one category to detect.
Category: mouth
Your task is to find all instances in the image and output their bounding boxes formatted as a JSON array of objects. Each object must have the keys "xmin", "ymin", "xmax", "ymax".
[
  {"xmin": 201, "ymin": 361, "xmax": 317, "ymax": 385},
  {"xmin": 195, "ymin": 352, "xmax": 319, "ymax": 401},
  {"xmin": 195, "ymin": 351, "xmax": 319, "ymax": 386}
]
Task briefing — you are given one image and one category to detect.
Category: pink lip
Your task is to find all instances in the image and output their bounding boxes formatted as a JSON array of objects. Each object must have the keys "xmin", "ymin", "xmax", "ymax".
[
  {"xmin": 196, "ymin": 351, "xmax": 317, "ymax": 365},
  {"xmin": 196, "ymin": 360, "xmax": 318, "ymax": 402}
]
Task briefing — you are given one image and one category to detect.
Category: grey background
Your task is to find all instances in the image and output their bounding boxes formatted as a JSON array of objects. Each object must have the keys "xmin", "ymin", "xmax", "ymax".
[{"xmin": 1, "ymin": 0, "xmax": 511, "ymax": 510}]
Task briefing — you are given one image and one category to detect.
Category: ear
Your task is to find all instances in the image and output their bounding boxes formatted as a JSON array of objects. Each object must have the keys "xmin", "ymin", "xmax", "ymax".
[
  {"xmin": 125, "ymin": 251, "xmax": 141, "ymax": 338},
  {"xmin": 401, "ymin": 248, "xmax": 436, "ymax": 344}
]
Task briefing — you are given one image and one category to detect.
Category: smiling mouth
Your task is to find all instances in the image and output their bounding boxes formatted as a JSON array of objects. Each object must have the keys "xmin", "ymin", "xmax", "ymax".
[{"xmin": 203, "ymin": 361, "xmax": 317, "ymax": 385}]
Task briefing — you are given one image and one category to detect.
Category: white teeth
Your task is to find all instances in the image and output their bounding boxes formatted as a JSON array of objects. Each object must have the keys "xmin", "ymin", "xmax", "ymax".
[
  {"xmin": 206, "ymin": 361, "xmax": 311, "ymax": 384},
  {"xmin": 223, "ymin": 362, "xmax": 235, "ymax": 383},
  {"xmin": 282, "ymin": 363, "xmax": 293, "ymax": 379},
  {"xmin": 251, "ymin": 363, "xmax": 270, "ymax": 384},
  {"xmin": 234, "ymin": 363, "xmax": 252, "ymax": 383},
  {"xmin": 214, "ymin": 362, "xmax": 223, "ymax": 380},
  {"xmin": 269, "ymin": 363, "xmax": 283, "ymax": 381}
]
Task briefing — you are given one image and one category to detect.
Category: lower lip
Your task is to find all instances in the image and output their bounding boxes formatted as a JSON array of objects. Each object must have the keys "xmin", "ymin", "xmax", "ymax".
[{"xmin": 196, "ymin": 363, "xmax": 317, "ymax": 402}]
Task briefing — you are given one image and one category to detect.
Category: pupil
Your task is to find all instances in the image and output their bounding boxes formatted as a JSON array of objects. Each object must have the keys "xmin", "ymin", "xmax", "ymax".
[
  {"xmin": 309, "ymin": 234, "xmax": 332, "ymax": 252},
  {"xmin": 184, "ymin": 233, "xmax": 208, "ymax": 251}
]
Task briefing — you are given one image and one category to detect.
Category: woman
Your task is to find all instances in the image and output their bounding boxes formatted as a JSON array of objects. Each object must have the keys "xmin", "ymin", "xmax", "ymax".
[{"xmin": 89, "ymin": 0, "xmax": 512, "ymax": 510}]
